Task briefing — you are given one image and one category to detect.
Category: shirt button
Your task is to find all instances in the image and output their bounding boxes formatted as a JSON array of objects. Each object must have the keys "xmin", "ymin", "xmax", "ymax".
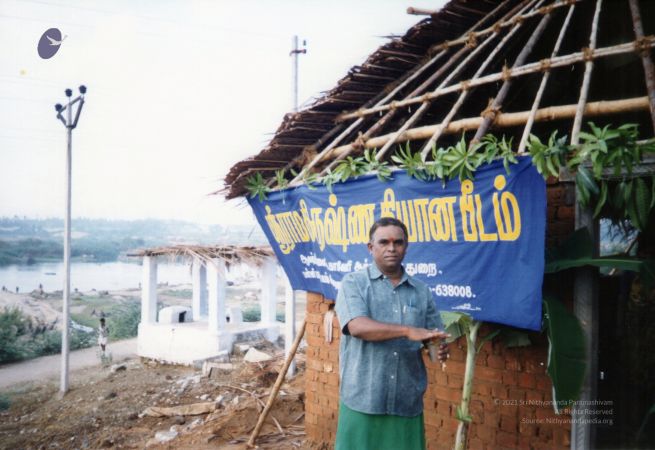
[
  {"xmin": 390, "ymin": 375, "xmax": 395, "ymax": 379},
  {"xmin": 393, "ymin": 352, "xmax": 398, "ymax": 356},
  {"xmin": 394, "ymin": 309, "xmax": 398, "ymax": 313}
]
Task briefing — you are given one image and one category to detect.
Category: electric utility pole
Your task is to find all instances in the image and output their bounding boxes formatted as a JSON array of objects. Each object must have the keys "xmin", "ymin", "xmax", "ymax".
[
  {"xmin": 54, "ymin": 85, "xmax": 86, "ymax": 396},
  {"xmin": 286, "ymin": 36, "xmax": 306, "ymax": 377},
  {"xmin": 290, "ymin": 35, "xmax": 307, "ymax": 112}
]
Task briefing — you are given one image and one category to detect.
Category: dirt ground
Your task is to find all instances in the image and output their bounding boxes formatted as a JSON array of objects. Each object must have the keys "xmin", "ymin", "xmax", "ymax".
[{"xmin": 0, "ymin": 344, "xmax": 307, "ymax": 449}]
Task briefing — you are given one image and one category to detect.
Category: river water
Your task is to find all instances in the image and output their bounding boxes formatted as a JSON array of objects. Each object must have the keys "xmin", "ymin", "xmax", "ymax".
[{"xmin": 0, "ymin": 261, "xmax": 192, "ymax": 293}]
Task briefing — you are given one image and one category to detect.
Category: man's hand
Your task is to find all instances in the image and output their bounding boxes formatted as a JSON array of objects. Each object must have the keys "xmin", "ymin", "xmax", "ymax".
[
  {"xmin": 406, "ymin": 327, "xmax": 449, "ymax": 342},
  {"xmin": 436, "ymin": 342, "xmax": 449, "ymax": 363}
]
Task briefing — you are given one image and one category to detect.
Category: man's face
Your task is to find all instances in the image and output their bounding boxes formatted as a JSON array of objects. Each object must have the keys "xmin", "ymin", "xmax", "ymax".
[{"xmin": 368, "ymin": 225, "xmax": 407, "ymax": 274}]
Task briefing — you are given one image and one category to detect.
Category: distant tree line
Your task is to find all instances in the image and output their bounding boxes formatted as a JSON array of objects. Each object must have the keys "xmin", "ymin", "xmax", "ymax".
[{"xmin": 0, "ymin": 237, "xmax": 145, "ymax": 266}]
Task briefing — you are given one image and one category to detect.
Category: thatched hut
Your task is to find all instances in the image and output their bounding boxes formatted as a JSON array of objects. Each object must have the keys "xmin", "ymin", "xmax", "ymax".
[
  {"xmin": 223, "ymin": 1, "xmax": 655, "ymax": 448},
  {"xmin": 131, "ymin": 245, "xmax": 284, "ymax": 364}
]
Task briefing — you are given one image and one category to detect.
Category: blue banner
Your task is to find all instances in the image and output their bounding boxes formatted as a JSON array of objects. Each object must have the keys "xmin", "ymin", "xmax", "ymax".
[{"xmin": 248, "ymin": 157, "xmax": 546, "ymax": 330}]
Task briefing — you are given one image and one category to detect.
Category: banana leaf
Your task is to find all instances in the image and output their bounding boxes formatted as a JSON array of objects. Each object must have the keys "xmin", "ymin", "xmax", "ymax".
[
  {"xmin": 545, "ymin": 228, "xmax": 655, "ymax": 291},
  {"xmin": 543, "ymin": 296, "xmax": 586, "ymax": 414}
]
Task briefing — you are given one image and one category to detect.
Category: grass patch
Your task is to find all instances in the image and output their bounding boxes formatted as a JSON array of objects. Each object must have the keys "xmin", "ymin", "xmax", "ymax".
[{"xmin": 160, "ymin": 289, "xmax": 192, "ymax": 299}]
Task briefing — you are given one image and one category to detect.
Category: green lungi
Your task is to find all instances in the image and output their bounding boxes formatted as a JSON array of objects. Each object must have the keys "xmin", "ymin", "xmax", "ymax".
[{"xmin": 335, "ymin": 402, "xmax": 426, "ymax": 450}]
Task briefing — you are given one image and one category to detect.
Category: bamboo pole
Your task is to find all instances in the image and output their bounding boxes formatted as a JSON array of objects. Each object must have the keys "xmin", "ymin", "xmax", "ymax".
[
  {"xmin": 374, "ymin": 0, "xmax": 540, "ymax": 160},
  {"xmin": 454, "ymin": 321, "xmax": 481, "ymax": 450},
  {"xmin": 247, "ymin": 319, "xmax": 307, "ymax": 448},
  {"xmin": 419, "ymin": 0, "xmax": 546, "ymax": 159},
  {"xmin": 315, "ymin": 0, "xmax": 532, "ymax": 175},
  {"xmin": 628, "ymin": 0, "xmax": 655, "ymax": 133},
  {"xmin": 326, "ymin": 97, "xmax": 650, "ymax": 159},
  {"xmin": 337, "ymin": 38, "xmax": 655, "ymax": 123},
  {"xmin": 474, "ymin": 10, "xmax": 552, "ymax": 141},
  {"xmin": 424, "ymin": 0, "xmax": 578, "ymax": 55},
  {"xmin": 571, "ymin": 0, "xmax": 603, "ymax": 146},
  {"xmin": 406, "ymin": 6, "xmax": 437, "ymax": 16},
  {"xmin": 518, "ymin": 3, "xmax": 576, "ymax": 153}
]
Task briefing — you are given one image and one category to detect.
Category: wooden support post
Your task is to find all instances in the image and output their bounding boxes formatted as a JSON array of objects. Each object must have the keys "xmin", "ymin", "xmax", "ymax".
[
  {"xmin": 141, "ymin": 256, "xmax": 158, "ymax": 324},
  {"xmin": 284, "ymin": 276, "xmax": 297, "ymax": 378},
  {"xmin": 571, "ymin": 204, "xmax": 599, "ymax": 450},
  {"xmin": 248, "ymin": 319, "xmax": 307, "ymax": 447}
]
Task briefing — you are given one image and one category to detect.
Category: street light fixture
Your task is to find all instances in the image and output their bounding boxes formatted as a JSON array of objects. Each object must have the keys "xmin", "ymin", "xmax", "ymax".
[{"xmin": 54, "ymin": 85, "xmax": 86, "ymax": 395}]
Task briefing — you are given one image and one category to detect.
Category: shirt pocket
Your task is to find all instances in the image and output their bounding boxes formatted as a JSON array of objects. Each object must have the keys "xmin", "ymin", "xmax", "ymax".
[{"xmin": 402, "ymin": 305, "xmax": 425, "ymax": 328}]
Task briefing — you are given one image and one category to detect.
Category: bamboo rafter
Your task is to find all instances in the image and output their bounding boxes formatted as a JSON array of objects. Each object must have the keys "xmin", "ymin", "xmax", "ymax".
[
  {"xmin": 338, "ymin": 37, "xmax": 655, "ymax": 123},
  {"xmin": 321, "ymin": 97, "xmax": 651, "ymax": 160},
  {"xmin": 419, "ymin": 0, "xmax": 548, "ymax": 159},
  {"xmin": 571, "ymin": 0, "xmax": 603, "ymax": 146},
  {"xmin": 308, "ymin": 0, "xmax": 534, "ymax": 179},
  {"xmin": 518, "ymin": 2, "xmax": 576, "ymax": 153},
  {"xmin": 472, "ymin": 3, "xmax": 555, "ymax": 141},
  {"xmin": 374, "ymin": 0, "xmax": 543, "ymax": 161},
  {"xmin": 628, "ymin": 0, "xmax": 655, "ymax": 132},
  {"xmin": 425, "ymin": 0, "xmax": 578, "ymax": 54},
  {"xmin": 287, "ymin": 0, "xmax": 513, "ymax": 186}
]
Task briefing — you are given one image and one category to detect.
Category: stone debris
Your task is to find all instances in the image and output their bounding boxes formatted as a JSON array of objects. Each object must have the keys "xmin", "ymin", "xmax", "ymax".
[
  {"xmin": 243, "ymin": 348, "xmax": 273, "ymax": 363},
  {"xmin": 110, "ymin": 364, "xmax": 126, "ymax": 373},
  {"xmin": 141, "ymin": 402, "xmax": 217, "ymax": 417}
]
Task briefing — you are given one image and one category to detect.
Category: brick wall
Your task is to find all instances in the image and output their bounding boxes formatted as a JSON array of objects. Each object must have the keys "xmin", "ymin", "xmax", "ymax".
[{"xmin": 304, "ymin": 180, "xmax": 576, "ymax": 449}]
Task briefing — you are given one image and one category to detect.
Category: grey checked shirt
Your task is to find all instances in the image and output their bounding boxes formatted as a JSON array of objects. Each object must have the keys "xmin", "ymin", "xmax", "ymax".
[{"xmin": 335, "ymin": 263, "xmax": 442, "ymax": 417}]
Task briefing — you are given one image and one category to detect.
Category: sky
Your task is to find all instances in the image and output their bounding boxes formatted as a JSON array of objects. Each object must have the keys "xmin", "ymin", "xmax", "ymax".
[{"xmin": 1, "ymin": 0, "xmax": 446, "ymax": 226}]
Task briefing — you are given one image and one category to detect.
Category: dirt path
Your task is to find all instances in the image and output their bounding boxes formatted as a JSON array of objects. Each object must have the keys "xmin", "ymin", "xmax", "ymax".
[{"xmin": 0, "ymin": 338, "xmax": 137, "ymax": 390}]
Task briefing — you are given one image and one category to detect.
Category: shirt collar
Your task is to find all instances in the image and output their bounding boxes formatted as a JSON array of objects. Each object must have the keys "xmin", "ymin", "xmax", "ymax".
[{"xmin": 368, "ymin": 263, "xmax": 415, "ymax": 287}]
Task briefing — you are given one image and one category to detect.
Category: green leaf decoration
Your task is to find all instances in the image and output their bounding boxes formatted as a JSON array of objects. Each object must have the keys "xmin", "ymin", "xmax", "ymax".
[
  {"xmin": 245, "ymin": 172, "xmax": 270, "ymax": 202},
  {"xmin": 274, "ymin": 169, "xmax": 288, "ymax": 190},
  {"xmin": 593, "ymin": 181, "xmax": 608, "ymax": 218},
  {"xmin": 543, "ymin": 296, "xmax": 586, "ymax": 414}
]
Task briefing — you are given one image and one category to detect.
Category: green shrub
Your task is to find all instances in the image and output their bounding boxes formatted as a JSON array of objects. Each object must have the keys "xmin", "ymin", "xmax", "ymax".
[
  {"xmin": 108, "ymin": 302, "xmax": 141, "ymax": 340},
  {"xmin": 0, "ymin": 307, "xmax": 32, "ymax": 363}
]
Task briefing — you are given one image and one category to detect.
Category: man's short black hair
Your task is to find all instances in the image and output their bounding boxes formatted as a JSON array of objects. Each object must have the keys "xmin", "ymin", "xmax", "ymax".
[{"xmin": 369, "ymin": 217, "xmax": 408, "ymax": 243}]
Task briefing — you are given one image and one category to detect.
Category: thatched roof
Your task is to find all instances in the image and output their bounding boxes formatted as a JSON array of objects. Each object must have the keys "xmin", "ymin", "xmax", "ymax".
[
  {"xmin": 129, "ymin": 245, "xmax": 275, "ymax": 267},
  {"xmin": 223, "ymin": 0, "xmax": 655, "ymax": 199}
]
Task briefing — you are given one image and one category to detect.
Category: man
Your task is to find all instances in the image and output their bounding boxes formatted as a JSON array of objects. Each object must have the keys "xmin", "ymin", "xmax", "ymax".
[
  {"xmin": 335, "ymin": 217, "xmax": 449, "ymax": 450},
  {"xmin": 98, "ymin": 317, "xmax": 109, "ymax": 355}
]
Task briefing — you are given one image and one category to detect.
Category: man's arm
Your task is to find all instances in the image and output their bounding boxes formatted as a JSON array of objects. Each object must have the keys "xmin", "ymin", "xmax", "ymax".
[{"xmin": 347, "ymin": 316, "xmax": 449, "ymax": 342}]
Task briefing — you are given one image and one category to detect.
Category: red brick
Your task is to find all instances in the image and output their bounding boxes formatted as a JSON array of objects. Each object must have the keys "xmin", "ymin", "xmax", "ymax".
[
  {"xmin": 518, "ymin": 372, "xmax": 536, "ymax": 389},
  {"xmin": 499, "ymin": 414, "xmax": 518, "ymax": 433},
  {"xmin": 475, "ymin": 424, "xmax": 496, "ymax": 442},
  {"xmin": 435, "ymin": 386, "xmax": 461, "ymax": 403},
  {"xmin": 526, "ymin": 389, "xmax": 544, "ymax": 402},
  {"xmin": 476, "ymin": 366, "xmax": 503, "ymax": 383},
  {"xmin": 508, "ymin": 387, "xmax": 526, "ymax": 401},
  {"xmin": 535, "ymin": 374, "xmax": 551, "ymax": 391},
  {"xmin": 447, "ymin": 374, "xmax": 463, "ymax": 388},
  {"xmin": 502, "ymin": 371, "xmax": 517, "ymax": 386},
  {"xmin": 496, "ymin": 430, "xmax": 518, "ymax": 447},
  {"xmin": 505, "ymin": 354, "xmax": 522, "ymax": 371},
  {"xmin": 468, "ymin": 437, "xmax": 484, "ymax": 450},
  {"xmin": 486, "ymin": 354, "xmax": 505, "ymax": 369},
  {"xmin": 525, "ymin": 358, "xmax": 546, "ymax": 374},
  {"xmin": 556, "ymin": 205, "xmax": 574, "ymax": 220}
]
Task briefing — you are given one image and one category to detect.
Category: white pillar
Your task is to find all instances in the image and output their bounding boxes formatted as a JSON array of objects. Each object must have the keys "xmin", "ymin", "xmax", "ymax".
[
  {"xmin": 141, "ymin": 256, "xmax": 158, "ymax": 324},
  {"xmin": 207, "ymin": 258, "xmax": 227, "ymax": 334},
  {"xmin": 284, "ymin": 275, "xmax": 296, "ymax": 377},
  {"xmin": 260, "ymin": 257, "xmax": 278, "ymax": 324},
  {"xmin": 192, "ymin": 258, "xmax": 207, "ymax": 320}
]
